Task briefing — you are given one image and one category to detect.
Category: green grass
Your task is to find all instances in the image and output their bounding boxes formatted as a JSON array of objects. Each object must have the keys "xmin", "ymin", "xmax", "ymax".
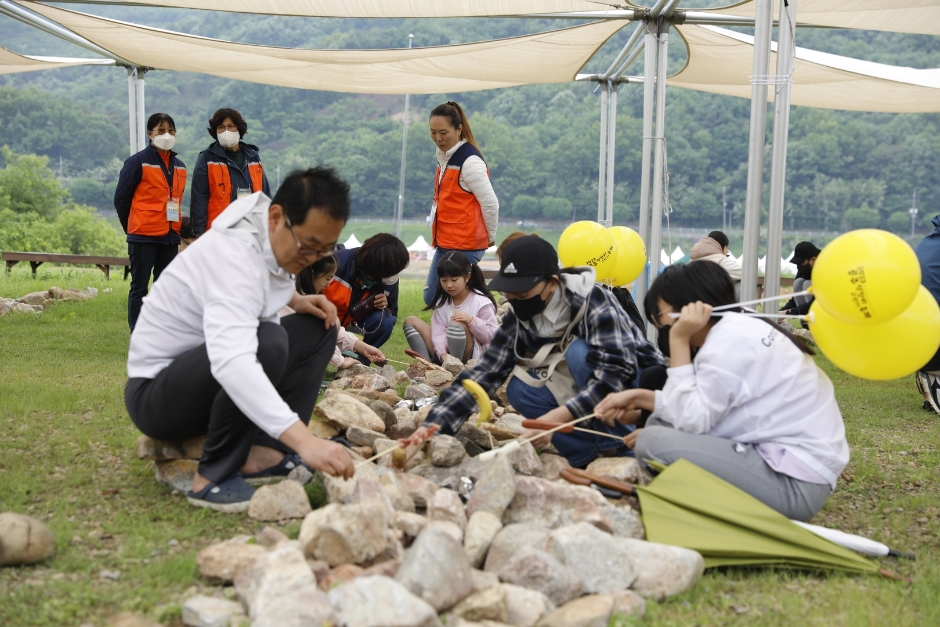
[{"xmin": 1, "ymin": 266, "xmax": 939, "ymax": 626}]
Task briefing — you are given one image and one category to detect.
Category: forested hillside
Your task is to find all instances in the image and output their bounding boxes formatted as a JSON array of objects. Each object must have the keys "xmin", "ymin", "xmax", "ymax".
[{"xmin": 1, "ymin": 4, "xmax": 939, "ymax": 236}]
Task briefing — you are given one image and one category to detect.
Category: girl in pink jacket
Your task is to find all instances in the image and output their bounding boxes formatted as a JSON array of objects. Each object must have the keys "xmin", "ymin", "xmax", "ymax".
[{"xmin": 404, "ymin": 252, "xmax": 498, "ymax": 364}]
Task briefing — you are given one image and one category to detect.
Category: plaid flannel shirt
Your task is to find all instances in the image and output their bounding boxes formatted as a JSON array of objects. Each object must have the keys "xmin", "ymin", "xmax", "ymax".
[{"xmin": 424, "ymin": 277, "xmax": 664, "ymax": 435}]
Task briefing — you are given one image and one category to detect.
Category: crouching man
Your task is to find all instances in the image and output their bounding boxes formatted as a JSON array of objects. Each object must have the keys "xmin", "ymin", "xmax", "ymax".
[
  {"xmin": 408, "ymin": 236, "xmax": 663, "ymax": 468},
  {"xmin": 125, "ymin": 167, "xmax": 355, "ymax": 512}
]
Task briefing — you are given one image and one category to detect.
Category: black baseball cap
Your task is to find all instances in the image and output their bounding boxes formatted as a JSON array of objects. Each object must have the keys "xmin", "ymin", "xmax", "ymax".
[
  {"xmin": 789, "ymin": 241, "xmax": 821, "ymax": 266},
  {"xmin": 488, "ymin": 236, "xmax": 560, "ymax": 293}
]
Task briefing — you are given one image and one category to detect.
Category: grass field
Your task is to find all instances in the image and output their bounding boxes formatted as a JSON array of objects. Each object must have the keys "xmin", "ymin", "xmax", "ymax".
[{"xmin": 1, "ymin": 266, "xmax": 938, "ymax": 627}]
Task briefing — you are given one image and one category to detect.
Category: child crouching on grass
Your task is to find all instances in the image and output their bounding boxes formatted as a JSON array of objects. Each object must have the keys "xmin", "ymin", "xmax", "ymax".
[
  {"xmin": 283, "ymin": 255, "xmax": 385, "ymax": 369},
  {"xmin": 402, "ymin": 251, "xmax": 498, "ymax": 364}
]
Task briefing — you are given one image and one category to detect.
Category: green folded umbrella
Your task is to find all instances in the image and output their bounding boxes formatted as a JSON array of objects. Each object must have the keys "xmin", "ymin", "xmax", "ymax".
[{"xmin": 636, "ymin": 459, "xmax": 879, "ymax": 574}]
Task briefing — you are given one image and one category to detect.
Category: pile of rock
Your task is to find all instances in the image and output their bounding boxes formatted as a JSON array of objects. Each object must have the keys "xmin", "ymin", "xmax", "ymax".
[
  {"xmin": 187, "ymin": 449, "xmax": 703, "ymax": 627},
  {"xmin": 136, "ymin": 434, "xmax": 207, "ymax": 492},
  {"xmin": 0, "ymin": 286, "xmax": 98, "ymax": 315}
]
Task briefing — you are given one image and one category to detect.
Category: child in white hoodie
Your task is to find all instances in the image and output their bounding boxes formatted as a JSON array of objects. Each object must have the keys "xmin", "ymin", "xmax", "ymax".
[{"xmin": 595, "ymin": 261, "xmax": 848, "ymax": 521}]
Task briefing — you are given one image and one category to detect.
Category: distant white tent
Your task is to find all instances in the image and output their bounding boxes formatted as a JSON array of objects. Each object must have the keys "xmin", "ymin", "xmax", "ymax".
[
  {"xmin": 343, "ymin": 234, "xmax": 361, "ymax": 249},
  {"xmin": 783, "ymin": 252, "xmax": 798, "ymax": 275},
  {"xmin": 670, "ymin": 246, "xmax": 685, "ymax": 264},
  {"xmin": 407, "ymin": 235, "xmax": 430, "ymax": 253},
  {"xmin": 758, "ymin": 256, "xmax": 767, "ymax": 272},
  {"xmin": 660, "ymin": 249, "xmax": 671, "ymax": 267}
]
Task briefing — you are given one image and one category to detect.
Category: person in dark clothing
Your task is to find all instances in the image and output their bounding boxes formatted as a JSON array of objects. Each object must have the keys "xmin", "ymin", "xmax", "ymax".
[
  {"xmin": 914, "ymin": 216, "xmax": 940, "ymax": 414},
  {"xmin": 190, "ymin": 108, "xmax": 271, "ymax": 235},
  {"xmin": 780, "ymin": 241, "xmax": 821, "ymax": 325},
  {"xmin": 114, "ymin": 112, "xmax": 187, "ymax": 330}
]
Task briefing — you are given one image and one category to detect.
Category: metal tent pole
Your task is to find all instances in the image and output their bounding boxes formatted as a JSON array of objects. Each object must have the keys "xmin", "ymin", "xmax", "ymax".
[
  {"xmin": 126, "ymin": 66, "xmax": 137, "ymax": 155},
  {"xmin": 136, "ymin": 69, "xmax": 147, "ymax": 152},
  {"xmin": 597, "ymin": 81, "xmax": 609, "ymax": 222},
  {"xmin": 395, "ymin": 34, "xmax": 414, "ymax": 239},
  {"xmin": 647, "ymin": 17, "xmax": 670, "ymax": 340},
  {"xmin": 740, "ymin": 0, "xmax": 775, "ymax": 303},
  {"xmin": 604, "ymin": 81, "xmax": 618, "ymax": 228},
  {"xmin": 635, "ymin": 21, "xmax": 659, "ymax": 321},
  {"xmin": 765, "ymin": 0, "xmax": 798, "ymax": 304}
]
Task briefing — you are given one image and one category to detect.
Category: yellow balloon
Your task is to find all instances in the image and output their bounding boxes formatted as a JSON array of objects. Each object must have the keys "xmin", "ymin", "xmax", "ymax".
[
  {"xmin": 813, "ymin": 229, "xmax": 921, "ymax": 325},
  {"xmin": 606, "ymin": 226, "xmax": 647, "ymax": 286},
  {"xmin": 558, "ymin": 221, "xmax": 617, "ymax": 280},
  {"xmin": 809, "ymin": 286, "xmax": 940, "ymax": 380}
]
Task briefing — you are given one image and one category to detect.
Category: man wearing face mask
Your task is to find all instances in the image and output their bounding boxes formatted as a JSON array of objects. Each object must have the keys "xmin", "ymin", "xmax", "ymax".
[
  {"xmin": 411, "ymin": 236, "xmax": 663, "ymax": 468},
  {"xmin": 114, "ymin": 112, "xmax": 187, "ymax": 330},
  {"xmin": 190, "ymin": 108, "xmax": 271, "ymax": 236}
]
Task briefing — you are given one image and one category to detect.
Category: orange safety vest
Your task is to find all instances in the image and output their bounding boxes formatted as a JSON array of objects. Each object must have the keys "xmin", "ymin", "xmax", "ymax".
[
  {"xmin": 432, "ymin": 142, "xmax": 490, "ymax": 250},
  {"xmin": 128, "ymin": 161, "xmax": 187, "ymax": 237},
  {"xmin": 206, "ymin": 161, "xmax": 265, "ymax": 230}
]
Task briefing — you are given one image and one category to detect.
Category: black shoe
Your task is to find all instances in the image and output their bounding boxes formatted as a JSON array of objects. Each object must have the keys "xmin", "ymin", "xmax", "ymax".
[{"xmin": 186, "ymin": 474, "xmax": 255, "ymax": 513}]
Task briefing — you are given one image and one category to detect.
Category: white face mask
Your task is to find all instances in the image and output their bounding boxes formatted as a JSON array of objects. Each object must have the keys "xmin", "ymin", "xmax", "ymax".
[
  {"xmin": 382, "ymin": 274, "xmax": 400, "ymax": 285},
  {"xmin": 151, "ymin": 133, "xmax": 175, "ymax": 151},
  {"xmin": 218, "ymin": 130, "xmax": 240, "ymax": 148}
]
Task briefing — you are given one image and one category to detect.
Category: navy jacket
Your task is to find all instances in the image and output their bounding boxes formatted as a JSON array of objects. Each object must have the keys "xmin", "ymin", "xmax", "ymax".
[
  {"xmin": 190, "ymin": 141, "xmax": 270, "ymax": 236},
  {"xmin": 114, "ymin": 144, "xmax": 185, "ymax": 245},
  {"xmin": 916, "ymin": 215, "xmax": 940, "ymax": 370}
]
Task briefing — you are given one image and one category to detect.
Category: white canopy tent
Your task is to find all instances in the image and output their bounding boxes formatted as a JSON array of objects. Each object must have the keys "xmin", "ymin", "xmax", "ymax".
[
  {"xmin": 0, "ymin": 43, "xmax": 114, "ymax": 73},
  {"xmin": 342, "ymin": 234, "xmax": 362, "ymax": 249},
  {"xmin": 406, "ymin": 235, "xmax": 431, "ymax": 253}
]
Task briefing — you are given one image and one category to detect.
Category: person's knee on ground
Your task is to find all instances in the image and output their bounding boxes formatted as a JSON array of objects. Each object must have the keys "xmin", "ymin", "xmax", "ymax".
[
  {"xmin": 446, "ymin": 321, "xmax": 473, "ymax": 363},
  {"xmin": 403, "ymin": 317, "xmax": 432, "ymax": 361}
]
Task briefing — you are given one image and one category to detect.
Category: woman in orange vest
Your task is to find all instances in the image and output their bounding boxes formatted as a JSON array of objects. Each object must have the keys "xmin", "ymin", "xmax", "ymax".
[
  {"xmin": 423, "ymin": 101, "xmax": 499, "ymax": 306},
  {"xmin": 190, "ymin": 107, "xmax": 270, "ymax": 235},
  {"xmin": 114, "ymin": 112, "xmax": 187, "ymax": 330}
]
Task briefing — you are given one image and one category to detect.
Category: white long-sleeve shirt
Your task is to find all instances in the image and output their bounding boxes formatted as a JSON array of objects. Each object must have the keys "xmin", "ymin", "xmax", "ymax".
[
  {"xmin": 434, "ymin": 140, "xmax": 499, "ymax": 244},
  {"xmin": 127, "ymin": 192, "xmax": 300, "ymax": 440},
  {"xmin": 650, "ymin": 313, "xmax": 849, "ymax": 488}
]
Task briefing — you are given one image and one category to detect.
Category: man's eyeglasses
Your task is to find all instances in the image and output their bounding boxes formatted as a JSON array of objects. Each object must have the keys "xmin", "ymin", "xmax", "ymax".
[{"xmin": 284, "ymin": 216, "xmax": 339, "ymax": 258}]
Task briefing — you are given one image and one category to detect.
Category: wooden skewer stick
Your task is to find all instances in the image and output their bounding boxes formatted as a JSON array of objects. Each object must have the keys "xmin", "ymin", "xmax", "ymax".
[
  {"xmin": 381, "ymin": 358, "xmax": 412, "ymax": 366},
  {"xmin": 355, "ymin": 445, "xmax": 402, "ymax": 469},
  {"xmin": 480, "ymin": 413, "xmax": 600, "ymax": 461},
  {"xmin": 571, "ymin": 426, "xmax": 628, "ymax": 441}
]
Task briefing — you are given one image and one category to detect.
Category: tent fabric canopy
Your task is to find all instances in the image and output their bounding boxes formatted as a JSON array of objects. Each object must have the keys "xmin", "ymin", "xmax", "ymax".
[
  {"xmin": 0, "ymin": 44, "xmax": 114, "ymax": 75},
  {"xmin": 669, "ymin": 24, "xmax": 940, "ymax": 113},
  {"xmin": 407, "ymin": 235, "xmax": 430, "ymax": 253},
  {"xmin": 24, "ymin": 3, "xmax": 627, "ymax": 94},
  {"xmin": 31, "ymin": 0, "xmax": 622, "ymax": 18}
]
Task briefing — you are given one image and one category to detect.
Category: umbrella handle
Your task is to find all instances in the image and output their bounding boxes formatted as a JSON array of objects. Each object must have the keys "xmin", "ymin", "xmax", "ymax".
[
  {"xmin": 887, "ymin": 549, "xmax": 916, "ymax": 561},
  {"xmin": 878, "ymin": 568, "xmax": 913, "ymax": 584}
]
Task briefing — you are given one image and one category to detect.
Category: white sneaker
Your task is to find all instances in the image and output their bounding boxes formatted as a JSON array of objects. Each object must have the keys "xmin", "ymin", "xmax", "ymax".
[{"xmin": 925, "ymin": 373, "xmax": 940, "ymax": 416}]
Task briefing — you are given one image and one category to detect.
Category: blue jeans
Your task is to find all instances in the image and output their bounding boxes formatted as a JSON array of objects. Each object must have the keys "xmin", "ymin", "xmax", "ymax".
[
  {"xmin": 347, "ymin": 308, "xmax": 397, "ymax": 365},
  {"xmin": 423, "ymin": 247, "xmax": 486, "ymax": 307},
  {"xmin": 507, "ymin": 339, "xmax": 635, "ymax": 468}
]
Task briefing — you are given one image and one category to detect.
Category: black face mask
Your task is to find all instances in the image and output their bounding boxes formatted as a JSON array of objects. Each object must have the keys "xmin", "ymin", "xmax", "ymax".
[
  {"xmin": 657, "ymin": 324, "xmax": 672, "ymax": 357},
  {"xmin": 512, "ymin": 290, "xmax": 548, "ymax": 322},
  {"xmin": 796, "ymin": 262, "xmax": 813, "ymax": 280}
]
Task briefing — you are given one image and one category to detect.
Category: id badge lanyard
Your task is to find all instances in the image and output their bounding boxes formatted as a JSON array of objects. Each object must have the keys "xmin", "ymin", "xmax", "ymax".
[{"xmin": 162, "ymin": 161, "xmax": 179, "ymax": 222}]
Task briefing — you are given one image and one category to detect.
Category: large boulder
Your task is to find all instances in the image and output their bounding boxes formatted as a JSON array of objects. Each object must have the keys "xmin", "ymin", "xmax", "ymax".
[
  {"xmin": 545, "ymin": 523, "xmax": 636, "ymax": 594},
  {"xmin": 619, "ymin": 538, "xmax": 704, "ymax": 600},
  {"xmin": 395, "ymin": 528, "xmax": 474, "ymax": 611},
  {"xmin": 397, "ymin": 473, "xmax": 440, "ymax": 509},
  {"xmin": 0, "ymin": 513, "xmax": 55, "ymax": 566},
  {"xmin": 329, "ymin": 575, "xmax": 442, "ymax": 627},
  {"xmin": 584, "ymin": 458, "xmax": 645, "ymax": 485},
  {"xmin": 502, "ymin": 476, "xmax": 613, "ymax": 533},
  {"xmin": 483, "ymin": 523, "xmax": 551, "ymax": 574},
  {"xmin": 299, "ymin": 501, "xmax": 390, "ymax": 567},
  {"xmin": 196, "ymin": 536, "xmax": 266, "ymax": 583},
  {"xmin": 248, "ymin": 480, "xmax": 312, "ymax": 521},
  {"xmin": 464, "ymin": 511, "xmax": 503, "ymax": 568},
  {"xmin": 497, "ymin": 547, "xmax": 582, "ymax": 607},
  {"xmin": 465, "ymin": 455, "xmax": 515, "ymax": 519},
  {"xmin": 313, "ymin": 394, "xmax": 386, "ymax": 433},
  {"xmin": 428, "ymin": 434, "xmax": 467, "ymax": 467},
  {"xmin": 234, "ymin": 542, "xmax": 335, "ymax": 627},
  {"xmin": 427, "ymin": 488, "xmax": 468, "ymax": 532},
  {"xmin": 348, "ymin": 373, "xmax": 391, "ymax": 393}
]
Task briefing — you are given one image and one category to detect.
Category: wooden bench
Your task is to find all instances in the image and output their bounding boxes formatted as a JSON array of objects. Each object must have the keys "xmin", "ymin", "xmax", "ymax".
[{"xmin": 2, "ymin": 252, "xmax": 131, "ymax": 280}]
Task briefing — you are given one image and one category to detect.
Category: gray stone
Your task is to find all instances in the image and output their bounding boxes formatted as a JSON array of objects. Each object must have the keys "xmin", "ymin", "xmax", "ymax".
[
  {"xmin": 429, "ymin": 434, "xmax": 467, "ymax": 467},
  {"xmin": 472, "ymin": 569, "xmax": 501, "ymax": 592},
  {"xmin": 497, "ymin": 547, "xmax": 582, "ymax": 606},
  {"xmin": 0, "ymin": 513, "xmax": 55, "ymax": 566},
  {"xmin": 390, "ymin": 370, "xmax": 413, "ymax": 388},
  {"xmin": 425, "ymin": 520, "xmax": 464, "ymax": 544},
  {"xmin": 464, "ymin": 511, "xmax": 503, "ymax": 568},
  {"xmin": 329, "ymin": 575, "xmax": 443, "ymax": 627},
  {"xmin": 483, "ymin": 523, "xmax": 551, "ymax": 574},
  {"xmin": 611, "ymin": 590, "xmax": 646, "ymax": 619},
  {"xmin": 410, "ymin": 456, "xmax": 490, "ymax": 489},
  {"xmin": 351, "ymin": 477, "xmax": 396, "ymax": 516},
  {"xmin": 501, "ymin": 585, "xmax": 555, "ymax": 627},
  {"xmin": 534, "ymin": 595, "xmax": 613, "ymax": 627},
  {"xmin": 398, "ymin": 473, "xmax": 440, "ymax": 509},
  {"xmin": 441, "ymin": 354, "xmax": 465, "ymax": 376},
  {"xmin": 392, "ymin": 512, "xmax": 428, "ymax": 538},
  {"xmin": 618, "ymin": 538, "xmax": 704, "ymax": 600},
  {"xmin": 348, "ymin": 373, "xmax": 392, "ymax": 392},
  {"xmin": 154, "ymin": 459, "xmax": 197, "ymax": 492},
  {"xmin": 378, "ymin": 364, "xmax": 400, "ymax": 381},
  {"xmin": 503, "ymin": 477, "xmax": 614, "ymax": 533},
  {"xmin": 584, "ymin": 458, "xmax": 644, "ymax": 485},
  {"xmin": 449, "ymin": 585, "xmax": 508, "ymax": 623},
  {"xmin": 493, "ymin": 413, "xmax": 525, "ymax": 436},
  {"xmin": 425, "ymin": 369, "xmax": 455, "ymax": 387},
  {"xmin": 466, "ymin": 455, "xmax": 515, "ymax": 519},
  {"xmin": 235, "ymin": 541, "xmax": 335, "ymax": 627},
  {"xmin": 248, "ymin": 480, "xmax": 312, "ymax": 521},
  {"xmin": 364, "ymin": 399, "xmax": 398, "ymax": 429},
  {"xmin": 313, "ymin": 394, "xmax": 386, "ymax": 433},
  {"xmin": 459, "ymin": 422, "xmax": 496, "ymax": 451},
  {"xmin": 537, "ymin": 454, "xmax": 571, "ymax": 481},
  {"xmin": 377, "ymin": 469, "xmax": 416, "ymax": 512},
  {"xmin": 322, "ymin": 455, "xmax": 379, "ymax": 504},
  {"xmin": 347, "ymin": 425, "xmax": 387, "ymax": 447},
  {"xmin": 255, "ymin": 526, "xmax": 290, "ymax": 547},
  {"xmin": 395, "ymin": 528, "xmax": 474, "ymax": 611},
  {"xmin": 286, "ymin": 464, "xmax": 315, "ymax": 485},
  {"xmin": 405, "ymin": 383, "xmax": 438, "ymax": 400},
  {"xmin": 299, "ymin": 501, "xmax": 390, "ymax": 567},
  {"xmin": 181, "ymin": 595, "xmax": 245, "ymax": 627},
  {"xmin": 507, "ymin": 441, "xmax": 542, "ymax": 477},
  {"xmin": 427, "ymin": 488, "xmax": 468, "ymax": 532},
  {"xmin": 546, "ymin": 523, "xmax": 636, "ymax": 594},
  {"xmin": 597, "ymin": 503, "xmax": 645, "ymax": 539},
  {"xmin": 196, "ymin": 536, "xmax": 266, "ymax": 583}
]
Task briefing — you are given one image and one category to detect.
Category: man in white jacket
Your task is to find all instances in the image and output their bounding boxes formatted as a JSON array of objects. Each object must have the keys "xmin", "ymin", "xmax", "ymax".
[{"xmin": 125, "ymin": 167, "xmax": 354, "ymax": 512}]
